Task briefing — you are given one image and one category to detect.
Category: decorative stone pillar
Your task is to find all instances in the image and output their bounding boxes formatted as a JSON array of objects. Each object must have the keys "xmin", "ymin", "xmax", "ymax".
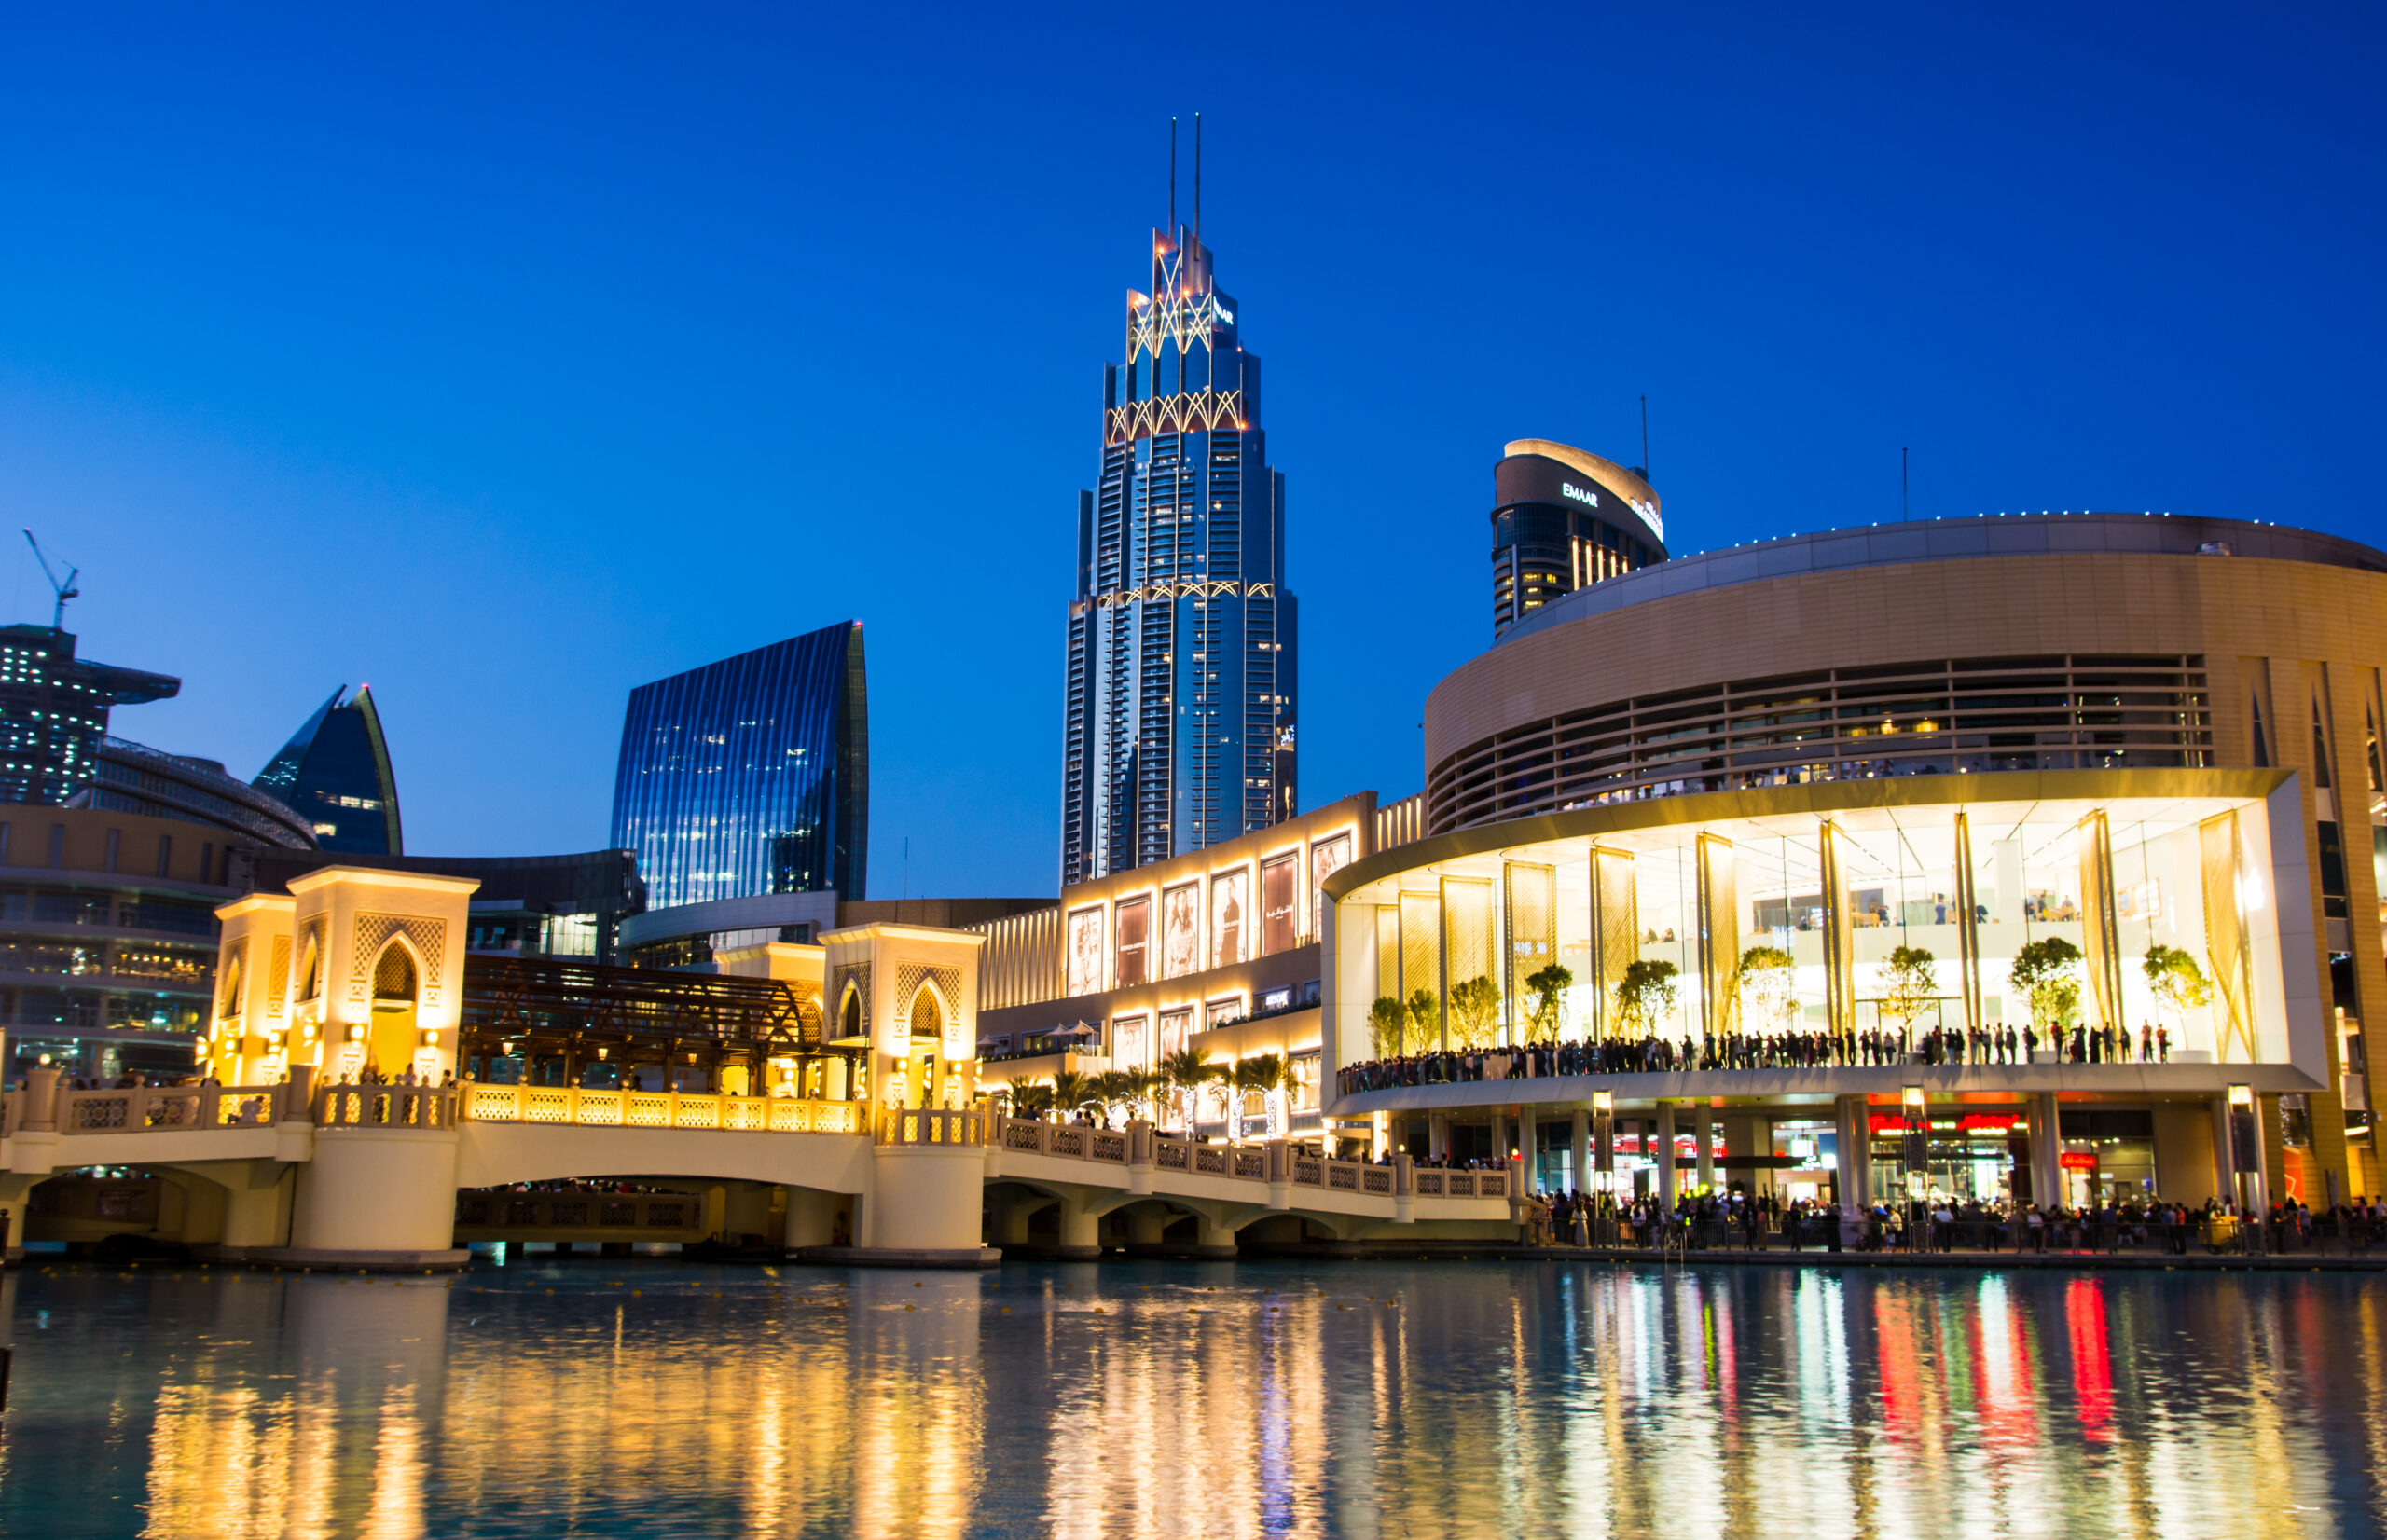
[
  {"xmin": 277, "ymin": 1121, "xmax": 466, "ymax": 1270},
  {"xmin": 782, "ymin": 1188, "xmax": 842, "ymax": 1250}
]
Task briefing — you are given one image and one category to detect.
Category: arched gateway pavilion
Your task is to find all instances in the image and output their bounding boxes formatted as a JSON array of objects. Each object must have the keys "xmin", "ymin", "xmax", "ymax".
[{"xmin": 1323, "ymin": 770, "xmax": 2318, "ymax": 1212}]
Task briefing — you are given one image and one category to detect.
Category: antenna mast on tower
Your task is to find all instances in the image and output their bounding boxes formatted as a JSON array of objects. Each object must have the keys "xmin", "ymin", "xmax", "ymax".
[{"xmin": 1194, "ymin": 111, "xmax": 1202, "ymax": 255}]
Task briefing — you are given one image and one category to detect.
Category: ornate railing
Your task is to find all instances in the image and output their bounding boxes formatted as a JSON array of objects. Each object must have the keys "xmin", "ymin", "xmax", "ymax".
[
  {"xmin": 316, "ymin": 1084, "xmax": 458, "ymax": 1130},
  {"xmin": 980, "ymin": 1118, "xmax": 1502, "ymax": 1208},
  {"xmin": 44, "ymin": 1082, "xmax": 288, "ymax": 1134},
  {"xmin": 876, "ymin": 1106, "xmax": 987, "ymax": 1147},
  {"xmin": 458, "ymin": 1082, "xmax": 860, "ymax": 1135}
]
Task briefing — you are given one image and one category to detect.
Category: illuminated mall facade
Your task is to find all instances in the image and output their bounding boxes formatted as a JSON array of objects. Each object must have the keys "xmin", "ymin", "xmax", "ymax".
[{"xmin": 1323, "ymin": 512, "xmax": 2387, "ymax": 1215}]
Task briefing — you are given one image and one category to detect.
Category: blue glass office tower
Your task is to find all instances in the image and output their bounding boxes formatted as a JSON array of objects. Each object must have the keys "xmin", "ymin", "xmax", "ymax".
[
  {"xmin": 1060, "ymin": 203, "xmax": 1297, "ymax": 886},
  {"xmin": 254, "ymin": 685, "xmax": 403, "ymax": 854},
  {"xmin": 610, "ymin": 621, "xmax": 868, "ymax": 911}
]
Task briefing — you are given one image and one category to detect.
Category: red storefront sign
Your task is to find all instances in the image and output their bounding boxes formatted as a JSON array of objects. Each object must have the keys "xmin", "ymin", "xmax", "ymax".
[{"xmin": 1868, "ymin": 1113, "xmax": 2021, "ymax": 1134}]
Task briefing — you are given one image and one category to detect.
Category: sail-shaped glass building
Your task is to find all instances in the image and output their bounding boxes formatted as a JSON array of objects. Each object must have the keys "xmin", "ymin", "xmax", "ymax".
[
  {"xmin": 253, "ymin": 684, "xmax": 403, "ymax": 854},
  {"xmin": 609, "ymin": 621, "xmax": 868, "ymax": 911}
]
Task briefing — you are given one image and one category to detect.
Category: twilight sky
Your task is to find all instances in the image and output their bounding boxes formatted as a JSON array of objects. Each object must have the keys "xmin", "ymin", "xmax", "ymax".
[{"xmin": 1, "ymin": 4, "xmax": 2380, "ymax": 900}]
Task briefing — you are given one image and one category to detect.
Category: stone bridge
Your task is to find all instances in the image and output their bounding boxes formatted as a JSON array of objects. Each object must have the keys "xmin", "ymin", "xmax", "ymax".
[{"xmin": 0, "ymin": 1068, "xmax": 1516, "ymax": 1269}]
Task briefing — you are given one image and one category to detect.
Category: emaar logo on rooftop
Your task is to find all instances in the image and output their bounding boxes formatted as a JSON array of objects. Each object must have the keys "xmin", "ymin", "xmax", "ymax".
[{"xmin": 1562, "ymin": 482, "xmax": 1598, "ymax": 508}]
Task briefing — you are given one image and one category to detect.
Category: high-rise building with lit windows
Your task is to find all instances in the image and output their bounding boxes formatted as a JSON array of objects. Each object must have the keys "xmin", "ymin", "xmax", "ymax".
[
  {"xmin": 1489, "ymin": 439, "xmax": 1666, "ymax": 640},
  {"xmin": 0, "ymin": 623, "xmax": 179, "ymax": 807},
  {"xmin": 1060, "ymin": 201, "xmax": 1297, "ymax": 887}
]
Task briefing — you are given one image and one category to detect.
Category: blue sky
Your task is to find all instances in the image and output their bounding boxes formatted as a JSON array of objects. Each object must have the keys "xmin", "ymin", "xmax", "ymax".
[{"xmin": 1, "ymin": 3, "xmax": 2380, "ymax": 899}]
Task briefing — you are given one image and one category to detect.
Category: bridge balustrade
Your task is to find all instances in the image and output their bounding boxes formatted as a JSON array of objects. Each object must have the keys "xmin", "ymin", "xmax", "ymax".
[
  {"xmin": 987, "ymin": 1116, "xmax": 1414, "ymax": 1200},
  {"xmin": 12, "ymin": 1082, "xmax": 292, "ymax": 1136},
  {"xmin": 876, "ymin": 1107, "xmax": 987, "ymax": 1146},
  {"xmin": 459, "ymin": 1082, "xmax": 860, "ymax": 1135},
  {"xmin": 315, "ymin": 1084, "xmax": 459, "ymax": 1130}
]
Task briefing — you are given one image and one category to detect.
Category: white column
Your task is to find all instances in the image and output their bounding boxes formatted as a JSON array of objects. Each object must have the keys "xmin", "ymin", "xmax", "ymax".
[
  {"xmin": 1693, "ymin": 1103, "xmax": 1715, "ymax": 1194},
  {"xmin": 1520, "ymin": 1107, "xmax": 1539, "ymax": 1190},
  {"xmin": 1657, "ymin": 1103, "xmax": 1679, "ymax": 1208},
  {"xmin": 2030, "ymin": 1092, "xmax": 2063, "ymax": 1209},
  {"xmin": 1570, "ymin": 1108, "xmax": 1590, "ymax": 1195}
]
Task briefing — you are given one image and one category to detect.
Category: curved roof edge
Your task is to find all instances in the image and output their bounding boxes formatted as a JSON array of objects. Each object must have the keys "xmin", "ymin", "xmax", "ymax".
[
  {"xmin": 1497, "ymin": 511, "xmax": 2387, "ymax": 647},
  {"xmin": 1501, "ymin": 438, "xmax": 1663, "ymax": 544}
]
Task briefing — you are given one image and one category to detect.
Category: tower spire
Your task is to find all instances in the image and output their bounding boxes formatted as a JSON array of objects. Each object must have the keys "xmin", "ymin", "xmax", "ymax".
[
  {"xmin": 1168, "ymin": 117, "xmax": 1177, "ymax": 240},
  {"xmin": 1193, "ymin": 111, "xmax": 1202, "ymax": 258}
]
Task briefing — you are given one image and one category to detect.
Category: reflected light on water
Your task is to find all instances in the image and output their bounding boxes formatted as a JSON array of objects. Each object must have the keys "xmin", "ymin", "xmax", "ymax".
[{"xmin": 0, "ymin": 1259, "xmax": 2376, "ymax": 1539}]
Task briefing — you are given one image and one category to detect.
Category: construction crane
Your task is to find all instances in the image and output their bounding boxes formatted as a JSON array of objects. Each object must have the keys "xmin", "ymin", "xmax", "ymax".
[{"xmin": 22, "ymin": 529, "xmax": 79, "ymax": 632}]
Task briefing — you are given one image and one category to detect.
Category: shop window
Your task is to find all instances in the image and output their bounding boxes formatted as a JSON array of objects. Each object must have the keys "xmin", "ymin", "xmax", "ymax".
[
  {"xmin": 1114, "ymin": 896, "xmax": 1150, "ymax": 988},
  {"xmin": 1261, "ymin": 854, "xmax": 1298, "ymax": 956}
]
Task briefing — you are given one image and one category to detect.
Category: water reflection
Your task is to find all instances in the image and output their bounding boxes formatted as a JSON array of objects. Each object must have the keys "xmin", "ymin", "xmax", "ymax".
[{"xmin": 0, "ymin": 1259, "xmax": 2377, "ymax": 1538}]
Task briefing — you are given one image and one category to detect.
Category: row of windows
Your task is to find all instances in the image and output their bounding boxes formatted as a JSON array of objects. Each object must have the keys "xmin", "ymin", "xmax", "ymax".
[{"xmin": 1428, "ymin": 655, "xmax": 2215, "ymax": 832}]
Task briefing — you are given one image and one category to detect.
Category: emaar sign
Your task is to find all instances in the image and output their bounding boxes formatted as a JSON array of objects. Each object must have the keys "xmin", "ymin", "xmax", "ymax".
[{"xmin": 1562, "ymin": 482, "xmax": 1599, "ymax": 508}]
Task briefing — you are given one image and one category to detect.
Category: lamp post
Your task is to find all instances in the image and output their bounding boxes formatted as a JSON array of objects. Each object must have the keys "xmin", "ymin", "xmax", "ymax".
[{"xmin": 1902, "ymin": 1084, "xmax": 1927, "ymax": 1252}]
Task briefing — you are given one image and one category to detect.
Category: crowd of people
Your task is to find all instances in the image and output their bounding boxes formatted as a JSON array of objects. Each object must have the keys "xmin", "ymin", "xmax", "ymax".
[
  {"xmin": 1340, "ymin": 1019, "xmax": 2175, "ymax": 1094},
  {"xmin": 1511, "ymin": 1188, "xmax": 2370, "ymax": 1255}
]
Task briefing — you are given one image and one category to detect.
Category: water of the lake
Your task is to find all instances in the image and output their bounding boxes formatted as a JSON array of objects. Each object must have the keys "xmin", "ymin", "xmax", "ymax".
[{"xmin": 0, "ymin": 1255, "xmax": 2379, "ymax": 1538}]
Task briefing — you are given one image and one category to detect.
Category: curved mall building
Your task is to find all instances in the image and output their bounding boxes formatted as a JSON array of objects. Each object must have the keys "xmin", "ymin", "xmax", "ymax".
[{"xmin": 1325, "ymin": 511, "xmax": 2387, "ymax": 1214}]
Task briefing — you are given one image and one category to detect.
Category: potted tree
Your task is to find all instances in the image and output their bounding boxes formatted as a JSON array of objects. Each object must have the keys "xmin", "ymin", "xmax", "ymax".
[{"xmin": 2009, "ymin": 937, "xmax": 2083, "ymax": 1059}]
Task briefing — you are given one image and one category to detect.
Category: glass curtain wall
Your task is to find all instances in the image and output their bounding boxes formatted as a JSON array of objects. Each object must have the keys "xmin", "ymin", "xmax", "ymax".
[{"xmin": 1345, "ymin": 792, "xmax": 2278, "ymax": 1069}]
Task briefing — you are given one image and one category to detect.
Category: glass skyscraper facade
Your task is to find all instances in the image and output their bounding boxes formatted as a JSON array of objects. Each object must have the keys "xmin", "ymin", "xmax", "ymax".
[
  {"xmin": 609, "ymin": 620, "xmax": 868, "ymax": 911},
  {"xmin": 0, "ymin": 624, "xmax": 179, "ymax": 807},
  {"xmin": 253, "ymin": 685, "xmax": 404, "ymax": 854},
  {"xmin": 1060, "ymin": 216, "xmax": 1297, "ymax": 887}
]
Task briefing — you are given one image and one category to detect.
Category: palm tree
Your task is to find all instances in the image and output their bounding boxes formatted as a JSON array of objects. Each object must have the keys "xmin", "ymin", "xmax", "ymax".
[
  {"xmin": 1124, "ymin": 1066, "xmax": 1163, "ymax": 1123},
  {"xmin": 1007, "ymin": 1079, "xmax": 1055, "ymax": 1121},
  {"xmin": 1231, "ymin": 1052, "xmax": 1298, "ymax": 1141},
  {"xmin": 1158, "ymin": 1046, "xmax": 1224, "ymax": 1135},
  {"xmin": 1092, "ymin": 1069, "xmax": 1137, "ymax": 1124},
  {"xmin": 1050, "ymin": 1067, "xmax": 1097, "ymax": 1123}
]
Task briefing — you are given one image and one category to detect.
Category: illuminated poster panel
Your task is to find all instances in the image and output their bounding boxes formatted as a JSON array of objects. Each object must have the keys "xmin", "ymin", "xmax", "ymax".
[
  {"xmin": 1162, "ymin": 882, "xmax": 1201, "ymax": 978},
  {"xmin": 1065, "ymin": 906, "xmax": 1104, "ymax": 997},
  {"xmin": 1211, "ymin": 868, "xmax": 1248, "ymax": 968},
  {"xmin": 1112, "ymin": 1013, "xmax": 1149, "ymax": 1070},
  {"xmin": 1262, "ymin": 854, "xmax": 1299, "ymax": 956},
  {"xmin": 1115, "ymin": 896, "xmax": 1151, "ymax": 989},
  {"xmin": 1311, "ymin": 833, "xmax": 1353, "ymax": 936},
  {"xmin": 1158, "ymin": 1007, "xmax": 1192, "ymax": 1062}
]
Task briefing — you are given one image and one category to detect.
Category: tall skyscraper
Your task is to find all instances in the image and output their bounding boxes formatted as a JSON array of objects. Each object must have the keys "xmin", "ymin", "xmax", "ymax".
[
  {"xmin": 1489, "ymin": 439, "xmax": 1666, "ymax": 640},
  {"xmin": 254, "ymin": 685, "xmax": 404, "ymax": 853},
  {"xmin": 0, "ymin": 623, "xmax": 179, "ymax": 806},
  {"xmin": 1061, "ymin": 135, "xmax": 1297, "ymax": 886},
  {"xmin": 610, "ymin": 620, "xmax": 868, "ymax": 912}
]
